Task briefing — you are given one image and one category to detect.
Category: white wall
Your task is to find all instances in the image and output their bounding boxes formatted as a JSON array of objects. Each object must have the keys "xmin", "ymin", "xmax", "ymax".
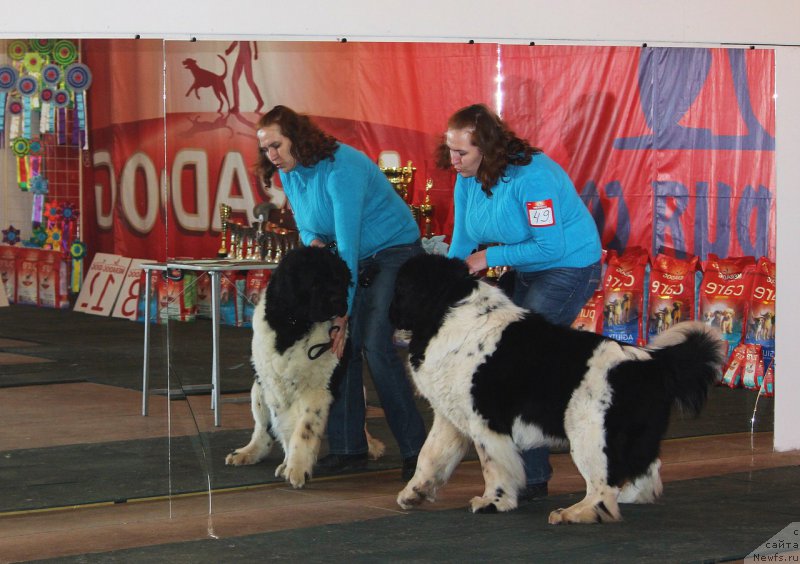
[{"xmin": 3, "ymin": 0, "xmax": 799, "ymax": 450}]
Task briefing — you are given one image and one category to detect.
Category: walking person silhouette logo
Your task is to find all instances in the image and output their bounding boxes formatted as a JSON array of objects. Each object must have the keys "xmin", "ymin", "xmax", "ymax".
[{"xmin": 225, "ymin": 41, "xmax": 265, "ymax": 114}]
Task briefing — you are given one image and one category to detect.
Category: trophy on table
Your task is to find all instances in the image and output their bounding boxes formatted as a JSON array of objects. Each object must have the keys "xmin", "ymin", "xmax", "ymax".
[
  {"xmin": 380, "ymin": 160, "xmax": 418, "ymax": 218},
  {"xmin": 419, "ymin": 178, "xmax": 435, "ymax": 238},
  {"xmin": 218, "ymin": 203, "xmax": 231, "ymax": 258}
]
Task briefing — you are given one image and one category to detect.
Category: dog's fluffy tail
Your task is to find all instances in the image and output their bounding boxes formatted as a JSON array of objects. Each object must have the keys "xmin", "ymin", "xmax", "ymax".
[{"xmin": 645, "ymin": 321, "xmax": 728, "ymax": 415}]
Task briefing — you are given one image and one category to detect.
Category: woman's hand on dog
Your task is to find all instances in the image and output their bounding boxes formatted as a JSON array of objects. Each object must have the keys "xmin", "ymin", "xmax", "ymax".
[
  {"xmin": 465, "ymin": 250, "xmax": 488, "ymax": 274},
  {"xmin": 331, "ymin": 315, "xmax": 348, "ymax": 358}
]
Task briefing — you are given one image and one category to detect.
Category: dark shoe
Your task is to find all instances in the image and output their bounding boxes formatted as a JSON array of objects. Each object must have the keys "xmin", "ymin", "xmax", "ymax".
[
  {"xmin": 316, "ymin": 453, "xmax": 368, "ymax": 473},
  {"xmin": 518, "ymin": 482, "xmax": 548, "ymax": 503},
  {"xmin": 401, "ymin": 455, "xmax": 418, "ymax": 481}
]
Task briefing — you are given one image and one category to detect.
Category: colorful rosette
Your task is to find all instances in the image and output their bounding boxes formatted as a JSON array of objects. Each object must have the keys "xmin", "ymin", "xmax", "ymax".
[
  {"xmin": 8, "ymin": 99, "xmax": 22, "ymax": 115},
  {"xmin": 0, "ymin": 65, "xmax": 18, "ymax": 148},
  {"xmin": 17, "ymin": 76, "xmax": 38, "ymax": 97},
  {"xmin": 30, "ymin": 226, "xmax": 47, "ymax": 247},
  {"xmin": 30, "ymin": 175, "xmax": 48, "ymax": 194},
  {"xmin": 23, "ymin": 52, "xmax": 45, "ymax": 73},
  {"xmin": 45, "ymin": 225, "xmax": 63, "ymax": 250},
  {"xmin": 0, "ymin": 65, "xmax": 18, "ymax": 91},
  {"xmin": 52, "ymin": 40, "xmax": 77, "ymax": 66},
  {"xmin": 65, "ymin": 63, "xmax": 92, "ymax": 91},
  {"xmin": 69, "ymin": 240, "xmax": 87, "ymax": 292},
  {"xmin": 29, "ymin": 39, "xmax": 55, "ymax": 54},
  {"xmin": 2, "ymin": 225, "xmax": 21, "ymax": 246},
  {"xmin": 11, "ymin": 137, "xmax": 29, "ymax": 157},
  {"xmin": 7, "ymin": 40, "xmax": 28, "ymax": 61},
  {"xmin": 53, "ymin": 89, "xmax": 70, "ymax": 108},
  {"xmin": 60, "ymin": 202, "xmax": 77, "ymax": 221},
  {"xmin": 43, "ymin": 200, "xmax": 62, "ymax": 222},
  {"xmin": 41, "ymin": 64, "xmax": 62, "ymax": 86},
  {"xmin": 28, "ymin": 139, "xmax": 43, "ymax": 155},
  {"xmin": 39, "ymin": 87, "xmax": 56, "ymax": 133}
]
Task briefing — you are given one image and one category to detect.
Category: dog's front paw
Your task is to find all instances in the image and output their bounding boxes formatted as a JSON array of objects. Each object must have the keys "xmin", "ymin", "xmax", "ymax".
[
  {"xmin": 284, "ymin": 464, "xmax": 312, "ymax": 489},
  {"xmin": 469, "ymin": 494, "xmax": 516, "ymax": 514},
  {"xmin": 225, "ymin": 449, "xmax": 259, "ymax": 466},
  {"xmin": 397, "ymin": 480, "xmax": 435, "ymax": 510},
  {"xmin": 275, "ymin": 461, "xmax": 287, "ymax": 479}
]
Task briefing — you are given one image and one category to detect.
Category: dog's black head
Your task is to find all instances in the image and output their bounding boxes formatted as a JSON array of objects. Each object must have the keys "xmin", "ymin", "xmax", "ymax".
[
  {"xmin": 265, "ymin": 246, "xmax": 351, "ymax": 345},
  {"xmin": 390, "ymin": 253, "xmax": 478, "ymax": 334}
]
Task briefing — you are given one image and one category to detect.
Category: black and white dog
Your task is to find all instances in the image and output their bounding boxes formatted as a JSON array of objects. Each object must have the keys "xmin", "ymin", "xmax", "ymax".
[
  {"xmin": 390, "ymin": 253, "xmax": 726, "ymax": 524},
  {"xmin": 225, "ymin": 246, "xmax": 383, "ymax": 487}
]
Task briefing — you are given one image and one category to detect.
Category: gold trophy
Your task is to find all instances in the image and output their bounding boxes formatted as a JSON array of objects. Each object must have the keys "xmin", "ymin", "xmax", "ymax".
[
  {"xmin": 218, "ymin": 203, "xmax": 231, "ymax": 257},
  {"xmin": 419, "ymin": 178, "xmax": 435, "ymax": 238},
  {"xmin": 380, "ymin": 160, "xmax": 416, "ymax": 204}
]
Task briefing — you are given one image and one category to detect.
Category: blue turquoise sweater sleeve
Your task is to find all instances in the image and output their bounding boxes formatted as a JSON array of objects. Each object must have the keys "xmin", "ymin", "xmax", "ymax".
[
  {"xmin": 279, "ymin": 144, "xmax": 419, "ymax": 313},
  {"xmin": 447, "ymin": 153, "xmax": 601, "ymax": 272}
]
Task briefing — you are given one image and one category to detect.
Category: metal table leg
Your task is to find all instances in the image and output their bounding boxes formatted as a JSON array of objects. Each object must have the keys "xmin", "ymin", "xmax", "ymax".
[
  {"xmin": 210, "ymin": 270, "xmax": 222, "ymax": 427},
  {"xmin": 141, "ymin": 269, "xmax": 152, "ymax": 416}
]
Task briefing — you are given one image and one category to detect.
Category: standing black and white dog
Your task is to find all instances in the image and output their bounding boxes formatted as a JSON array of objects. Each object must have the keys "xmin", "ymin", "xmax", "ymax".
[
  {"xmin": 390, "ymin": 253, "xmax": 726, "ymax": 524},
  {"xmin": 225, "ymin": 246, "xmax": 383, "ymax": 488}
]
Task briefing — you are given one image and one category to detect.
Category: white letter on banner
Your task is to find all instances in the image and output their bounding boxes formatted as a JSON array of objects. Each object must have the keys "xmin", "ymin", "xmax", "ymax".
[
  {"xmin": 93, "ymin": 150, "xmax": 116, "ymax": 230},
  {"xmin": 120, "ymin": 151, "xmax": 159, "ymax": 234},
  {"xmin": 172, "ymin": 149, "xmax": 210, "ymax": 232},
  {"xmin": 212, "ymin": 151, "xmax": 256, "ymax": 231}
]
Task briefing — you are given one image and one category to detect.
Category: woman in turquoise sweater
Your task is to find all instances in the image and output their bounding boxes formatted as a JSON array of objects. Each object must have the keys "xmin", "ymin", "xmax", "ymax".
[
  {"xmin": 439, "ymin": 103, "xmax": 602, "ymax": 502},
  {"xmin": 256, "ymin": 106, "xmax": 426, "ymax": 481}
]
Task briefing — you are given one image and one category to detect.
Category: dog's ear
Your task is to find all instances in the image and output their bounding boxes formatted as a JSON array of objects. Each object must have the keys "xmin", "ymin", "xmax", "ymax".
[{"xmin": 390, "ymin": 254, "xmax": 476, "ymax": 331}]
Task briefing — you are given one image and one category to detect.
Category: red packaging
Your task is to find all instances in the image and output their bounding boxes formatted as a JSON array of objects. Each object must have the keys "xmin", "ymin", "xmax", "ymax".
[
  {"xmin": 15, "ymin": 248, "xmax": 41, "ymax": 305},
  {"xmin": 572, "ymin": 288, "xmax": 604, "ymax": 333},
  {"xmin": 744, "ymin": 257, "xmax": 775, "ymax": 363},
  {"xmin": 196, "ymin": 273, "xmax": 212, "ymax": 319},
  {"xmin": 722, "ymin": 343, "xmax": 747, "ymax": 388},
  {"xmin": 646, "ymin": 252, "xmax": 698, "ymax": 343},
  {"xmin": 0, "ymin": 245, "xmax": 18, "ymax": 304},
  {"xmin": 760, "ymin": 360, "xmax": 774, "ymax": 397},
  {"xmin": 37, "ymin": 249, "xmax": 70, "ymax": 309},
  {"xmin": 242, "ymin": 269, "xmax": 271, "ymax": 327},
  {"xmin": 699, "ymin": 254, "xmax": 755, "ymax": 358},
  {"xmin": 602, "ymin": 247, "xmax": 649, "ymax": 346},
  {"xmin": 742, "ymin": 343, "xmax": 763, "ymax": 391}
]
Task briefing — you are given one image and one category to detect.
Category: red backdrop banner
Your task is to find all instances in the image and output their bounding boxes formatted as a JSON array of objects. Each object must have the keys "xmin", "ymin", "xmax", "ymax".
[{"xmin": 82, "ymin": 40, "xmax": 775, "ymax": 263}]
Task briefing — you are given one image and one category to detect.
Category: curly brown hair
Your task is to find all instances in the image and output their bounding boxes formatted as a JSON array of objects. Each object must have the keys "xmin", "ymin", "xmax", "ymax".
[
  {"xmin": 435, "ymin": 104, "xmax": 541, "ymax": 197},
  {"xmin": 256, "ymin": 105, "xmax": 340, "ymax": 188}
]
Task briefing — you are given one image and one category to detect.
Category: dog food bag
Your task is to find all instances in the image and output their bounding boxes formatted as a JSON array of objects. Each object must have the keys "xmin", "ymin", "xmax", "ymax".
[
  {"xmin": 136, "ymin": 270, "xmax": 167, "ymax": 323},
  {"xmin": 721, "ymin": 343, "xmax": 747, "ymax": 388},
  {"xmin": 0, "ymin": 245, "xmax": 18, "ymax": 304},
  {"xmin": 760, "ymin": 359, "xmax": 774, "ymax": 397},
  {"xmin": 602, "ymin": 247, "xmax": 649, "ymax": 346},
  {"xmin": 744, "ymin": 256, "xmax": 775, "ymax": 367},
  {"xmin": 698, "ymin": 254, "xmax": 755, "ymax": 358},
  {"xmin": 15, "ymin": 248, "xmax": 41, "ymax": 305},
  {"xmin": 741, "ymin": 343, "xmax": 763, "ymax": 391},
  {"xmin": 164, "ymin": 269, "xmax": 197, "ymax": 322},
  {"xmin": 646, "ymin": 252, "xmax": 698, "ymax": 343},
  {"xmin": 572, "ymin": 288, "xmax": 605, "ymax": 333},
  {"xmin": 37, "ymin": 249, "xmax": 69, "ymax": 309},
  {"xmin": 219, "ymin": 270, "xmax": 243, "ymax": 327},
  {"xmin": 242, "ymin": 269, "xmax": 271, "ymax": 327},
  {"xmin": 195, "ymin": 273, "xmax": 212, "ymax": 319}
]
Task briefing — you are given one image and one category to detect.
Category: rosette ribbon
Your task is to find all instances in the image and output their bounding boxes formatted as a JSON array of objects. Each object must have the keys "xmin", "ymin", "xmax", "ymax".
[
  {"xmin": 11, "ymin": 137, "xmax": 30, "ymax": 190},
  {"xmin": 69, "ymin": 240, "xmax": 87, "ymax": 292},
  {"xmin": 16, "ymin": 76, "xmax": 38, "ymax": 139},
  {"xmin": 2, "ymin": 225, "xmax": 21, "ymax": 246},
  {"xmin": 30, "ymin": 176, "xmax": 49, "ymax": 225},
  {"xmin": 0, "ymin": 65, "xmax": 18, "ymax": 148},
  {"xmin": 65, "ymin": 63, "xmax": 92, "ymax": 149}
]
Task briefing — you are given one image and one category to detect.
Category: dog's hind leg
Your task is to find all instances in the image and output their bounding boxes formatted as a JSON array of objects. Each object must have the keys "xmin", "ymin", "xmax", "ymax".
[
  {"xmin": 549, "ymin": 425, "xmax": 622, "ymax": 524},
  {"xmin": 468, "ymin": 430, "xmax": 525, "ymax": 514},
  {"xmin": 225, "ymin": 380, "xmax": 275, "ymax": 466},
  {"xmin": 281, "ymin": 388, "xmax": 332, "ymax": 488},
  {"xmin": 618, "ymin": 459, "xmax": 663, "ymax": 504},
  {"xmin": 397, "ymin": 413, "xmax": 469, "ymax": 509}
]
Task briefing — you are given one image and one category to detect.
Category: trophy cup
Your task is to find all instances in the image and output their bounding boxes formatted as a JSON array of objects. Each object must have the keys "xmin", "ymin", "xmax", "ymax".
[
  {"xmin": 380, "ymin": 160, "xmax": 416, "ymax": 204},
  {"xmin": 419, "ymin": 178, "xmax": 435, "ymax": 238},
  {"xmin": 218, "ymin": 203, "xmax": 231, "ymax": 257}
]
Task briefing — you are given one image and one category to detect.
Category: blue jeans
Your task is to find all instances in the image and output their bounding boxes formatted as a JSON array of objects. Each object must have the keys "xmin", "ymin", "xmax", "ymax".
[
  {"xmin": 512, "ymin": 261, "xmax": 602, "ymax": 485},
  {"xmin": 326, "ymin": 241, "xmax": 427, "ymax": 459}
]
